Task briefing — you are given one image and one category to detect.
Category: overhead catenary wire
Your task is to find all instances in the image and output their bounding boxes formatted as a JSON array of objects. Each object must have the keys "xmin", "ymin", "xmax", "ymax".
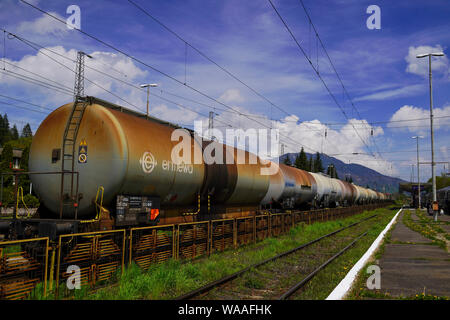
[
  {"xmin": 0, "ymin": 93, "xmax": 53, "ymax": 111},
  {"xmin": 297, "ymin": 0, "xmax": 385, "ymax": 161},
  {"xmin": 6, "ymin": 6, "xmax": 323, "ymax": 154},
  {"xmin": 15, "ymin": 0, "xmax": 437, "ymax": 168},
  {"xmin": 0, "ymin": 100, "xmax": 48, "ymax": 114},
  {"xmin": 127, "ymin": 0, "xmax": 293, "ymax": 118},
  {"xmin": 268, "ymin": 0, "xmax": 377, "ymax": 159}
]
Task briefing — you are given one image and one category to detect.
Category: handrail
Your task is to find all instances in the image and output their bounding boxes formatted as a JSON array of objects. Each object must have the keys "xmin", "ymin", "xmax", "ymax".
[
  {"xmin": 182, "ymin": 194, "xmax": 200, "ymax": 216},
  {"xmin": 79, "ymin": 186, "xmax": 104, "ymax": 224},
  {"xmin": 15, "ymin": 186, "xmax": 32, "ymax": 219}
]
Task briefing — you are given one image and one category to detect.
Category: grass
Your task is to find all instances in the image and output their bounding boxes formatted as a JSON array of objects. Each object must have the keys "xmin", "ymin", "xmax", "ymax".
[
  {"xmin": 403, "ymin": 209, "xmax": 448, "ymax": 250},
  {"xmin": 290, "ymin": 207, "xmax": 398, "ymax": 300},
  {"xmin": 52, "ymin": 205, "xmax": 396, "ymax": 300}
]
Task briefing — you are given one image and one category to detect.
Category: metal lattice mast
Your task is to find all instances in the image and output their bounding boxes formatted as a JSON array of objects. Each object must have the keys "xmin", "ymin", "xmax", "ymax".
[{"xmin": 73, "ymin": 51, "xmax": 91, "ymax": 99}]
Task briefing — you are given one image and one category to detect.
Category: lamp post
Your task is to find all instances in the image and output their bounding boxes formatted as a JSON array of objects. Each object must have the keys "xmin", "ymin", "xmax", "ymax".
[
  {"xmin": 140, "ymin": 83, "xmax": 158, "ymax": 118},
  {"xmin": 411, "ymin": 136, "xmax": 423, "ymax": 209},
  {"xmin": 416, "ymin": 51, "xmax": 444, "ymax": 221}
]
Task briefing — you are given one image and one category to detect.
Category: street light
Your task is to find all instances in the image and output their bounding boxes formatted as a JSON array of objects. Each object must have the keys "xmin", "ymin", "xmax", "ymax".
[
  {"xmin": 140, "ymin": 83, "xmax": 158, "ymax": 118},
  {"xmin": 416, "ymin": 51, "xmax": 445, "ymax": 221},
  {"xmin": 411, "ymin": 136, "xmax": 423, "ymax": 209}
]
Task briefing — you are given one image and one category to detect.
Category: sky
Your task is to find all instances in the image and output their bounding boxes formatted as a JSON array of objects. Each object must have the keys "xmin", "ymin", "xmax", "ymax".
[{"xmin": 0, "ymin": 0, "xmax": 449, "ymax": 182}]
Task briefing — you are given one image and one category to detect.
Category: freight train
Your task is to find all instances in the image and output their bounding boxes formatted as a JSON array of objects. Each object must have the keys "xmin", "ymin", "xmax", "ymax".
[{"xmin": 0, "ymin": 97, "xmax": 388, "ymax": 239}]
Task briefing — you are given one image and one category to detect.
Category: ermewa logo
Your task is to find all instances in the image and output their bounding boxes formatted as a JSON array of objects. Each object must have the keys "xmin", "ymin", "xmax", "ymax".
[{"xmin": 140, "ymin": 152, "xmax": 157, "ymax": 174}]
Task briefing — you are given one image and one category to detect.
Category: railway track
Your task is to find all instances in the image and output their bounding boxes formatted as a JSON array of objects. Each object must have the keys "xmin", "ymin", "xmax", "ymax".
[{"xmin": 175, "ymin": 214, "xmax": 378, "ymax": 300}]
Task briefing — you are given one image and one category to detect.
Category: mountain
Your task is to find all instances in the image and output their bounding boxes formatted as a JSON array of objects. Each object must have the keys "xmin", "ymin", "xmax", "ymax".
[{"xmin": 280, "ymin": 152, "xmax": 404, "ymax": 193}]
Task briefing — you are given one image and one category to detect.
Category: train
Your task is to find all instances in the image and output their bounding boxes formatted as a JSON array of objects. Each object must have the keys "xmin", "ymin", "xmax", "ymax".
[
  {"xmin": 437, "ymin": 186, "xmax": 450, "ymax": 214},
  {"xmin": 0, "ymin": 97, "xmax": 388, "ymax": 239}
]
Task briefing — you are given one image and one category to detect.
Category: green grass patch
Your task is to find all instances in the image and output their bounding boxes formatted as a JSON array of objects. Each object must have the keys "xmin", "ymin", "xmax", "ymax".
[
  {"xmin": 80, "ymin": 205, "xmax": 396, "ymax": 300},
  {"xmin": 403, "ymin": 210, "xmax": 447, "ymax": 250}
]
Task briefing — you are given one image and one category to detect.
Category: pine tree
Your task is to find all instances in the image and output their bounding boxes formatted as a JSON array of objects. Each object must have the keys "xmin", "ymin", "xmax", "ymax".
[
  {"xmin": 0, "ymin": 143, "xmax": 13, "ymax": 172},
  {"xmin": 314, "ymin": 152, "xmax": 324, "ymax": 173},
  {"xmin": 326, "ymin": 164, "xmax": 339, "ymax": 178},
  {"xmin": 294, "ymin": 154, "xmax": 301, "ymax": 169},
  {"xmin": 298, "ymin": 147, "xmax": 308, "ymax": 170},
  {"xmin": 10, "ymin": 124, "xmax": 19, "ymax": 140},
  {"xmin": 283, "ymin": 155, "xmax": 292, "ymax": 166},
  {"xmin": 349, "ymin": 176, "xmax": 353, "ymax": 183},
  {"xmin": 21, "ymin": 123, "xmax": 33, "ymax": 138},
  {"xmin": 19, "ymin": 144, "xmax": 31, "ymax": 193},
  {"xmin": 0, "ymin": 113, "xmax": 11, "ymax": 145},
  {"xmin": 308, "ymin": 155, "xmax": 313, "ymax": 172}
]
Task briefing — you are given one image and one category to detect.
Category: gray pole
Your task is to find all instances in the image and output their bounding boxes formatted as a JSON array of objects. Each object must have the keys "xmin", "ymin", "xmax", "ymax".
[
  {"xmin": 428, "ymin": 55, "xmax": 438, "ymax": 221},
  {"xmin": 146, "ymin": 86, "xmax": 150, "ymax": 118},
  {"xmin": 416, "ymin": 137, "xmax": 421, "ymax": 209}
]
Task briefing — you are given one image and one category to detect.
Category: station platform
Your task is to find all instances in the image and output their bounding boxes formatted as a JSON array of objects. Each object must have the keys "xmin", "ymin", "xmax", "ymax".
[{"xmin": 378, "ymin": 209, "xmax": 450, "ymax": 297}]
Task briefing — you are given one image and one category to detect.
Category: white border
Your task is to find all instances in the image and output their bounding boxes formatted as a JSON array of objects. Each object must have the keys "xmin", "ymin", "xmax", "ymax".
[{"xmin": 325, "ymin": 207, "xmax": 403, "ymax": 300}]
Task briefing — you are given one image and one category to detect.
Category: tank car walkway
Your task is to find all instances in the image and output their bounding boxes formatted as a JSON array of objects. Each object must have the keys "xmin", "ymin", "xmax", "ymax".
[{"xmin": 377, "ymin": 209, "xmax": 450, "ymax": 297}]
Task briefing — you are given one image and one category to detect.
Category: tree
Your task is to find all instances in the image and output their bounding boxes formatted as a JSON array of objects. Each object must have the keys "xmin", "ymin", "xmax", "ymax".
[
  {"xmin": 10, "ymin": 124, "xmax": 19, "ymax": 140},
  {"xmin": 427, "ymin": 176, "xmax": 450, "ymax": 190},
  {"xmin": 0, "ymin": 113, "xmax": 11, "ymax": 145},
  {"xmin": 21, "ymin": 123, "xmax": 33, "ymax": 138},
  {"xmin": 314, "ymin": 152, "xmax": 324, "ymax": 173},
  {"xmin": 283, "ymin": 155, "xmax": 292, "ymax": 166},
  {"xmin": 19, "ymin": 144, "xmax": 31, "ymax": 193},
  {"xmin": 327, "ymin": 164, "xmax": 339, "ymax": 179},
  {"xmin": 307, "ymin": 155, "xmax": 313, "ymax": 172},
  {"xmin": 294, "ymin": 147, "xmax": 308, "ymax": 170},
  {"xmin": 0, "ymin": 143, "xmax": 13, "ymax": 186}
]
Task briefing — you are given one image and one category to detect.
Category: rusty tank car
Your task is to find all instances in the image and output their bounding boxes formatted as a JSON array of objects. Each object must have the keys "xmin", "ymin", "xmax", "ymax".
[{"xmin": 0, "ymin": 96, "xmax": 386, "ymax": 238}]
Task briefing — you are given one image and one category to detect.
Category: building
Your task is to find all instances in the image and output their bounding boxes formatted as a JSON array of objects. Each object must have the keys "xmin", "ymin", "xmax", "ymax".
[{"xmin": 0, "ymin": 147, "xmax": 23, "ymax": 169}]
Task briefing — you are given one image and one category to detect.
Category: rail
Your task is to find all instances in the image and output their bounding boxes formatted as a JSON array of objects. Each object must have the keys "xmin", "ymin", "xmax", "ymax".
[
  {"xmin": 175, "ymin": 214, "xmax": 377, "ymax": 300},
  {"xmin": 0, "ymin": 202, "xmax": 390, "ymax": 299}
]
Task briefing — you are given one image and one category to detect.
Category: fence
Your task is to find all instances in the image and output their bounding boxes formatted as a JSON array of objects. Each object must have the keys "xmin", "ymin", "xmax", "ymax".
[
  {"xmin": 129, "ymin": 225, "xmax": 176, "ymax": 269},
  {"xmin": 55, "ymin": 229, "xmax": 126, "ymax": 297},
  {"xmin": 177, "ymin": 221, "xmax": 210, "ymax": 260},
  {"xmin": 0, "ymin": 202, "xmax": 388, "ymax": 299},
  {"xmin": 0, "ymin": 237, "xmax": 49, "ymax": 300}
]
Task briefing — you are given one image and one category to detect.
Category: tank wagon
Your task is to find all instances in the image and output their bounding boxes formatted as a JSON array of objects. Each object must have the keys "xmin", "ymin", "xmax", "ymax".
[{"xmin": 0, "ymin": 97, "xmax": 387, "ymax": 238}]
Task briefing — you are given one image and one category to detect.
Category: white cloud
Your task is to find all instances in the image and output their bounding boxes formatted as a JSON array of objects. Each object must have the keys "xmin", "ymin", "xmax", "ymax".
[
  {"xmin": 218, "ymin": 88, "xmax": 245, "ymax": 103},
  {"xmin": 0, "ymin": 45, "xmax": 149, "ymax": 106},
  {"xmin": 200, "ymin": 105, "xmax": 393, "ymax": 175},
  {"xmin": 405, "ymin": 45, "xmax": 449, "ymax": 77},
  {"xmin": 388, "ymin": 104, "xmax": 450, "ymax": 133},
  {"xmin": 17, "ymin": 12, "xmax": 68, "ymax": 36},
  {"xmin": 354, "ymin": 84, "xmax": 424, "ymax": 102},
  {"xmin": 151, "ymin": 103, "xmax": 200, "ymax": 125},
  {"xmin": 440, "ymin": 146, "xmax": 448, "ymax": 161}
]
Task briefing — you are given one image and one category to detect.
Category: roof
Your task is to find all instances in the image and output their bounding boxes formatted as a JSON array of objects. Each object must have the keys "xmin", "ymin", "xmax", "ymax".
[{"xmin": 0, "ymin": 147, "xmax": 23, "ymax": 158}]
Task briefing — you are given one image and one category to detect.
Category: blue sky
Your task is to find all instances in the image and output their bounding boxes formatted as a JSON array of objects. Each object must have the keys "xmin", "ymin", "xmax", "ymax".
[{"xmin": 0, "ymin": 0, "xmax": 449, "ymax": 182}]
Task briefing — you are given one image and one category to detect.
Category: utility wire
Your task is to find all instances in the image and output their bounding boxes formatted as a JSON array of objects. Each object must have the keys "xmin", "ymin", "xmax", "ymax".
[
  {"xmin": 12, "ymin": 4, "xmax": 324, "ymax": 154},
  {"xmin": 127, "ymin": 0, "xmax": 292, "ymax": 117},
  {"xmin": 268, "ymin": 0, "xmax": 377, "ymax": 158},
  {"xmin": 298, "ymin": 0, "xmax": 385, "ymax": 160}
]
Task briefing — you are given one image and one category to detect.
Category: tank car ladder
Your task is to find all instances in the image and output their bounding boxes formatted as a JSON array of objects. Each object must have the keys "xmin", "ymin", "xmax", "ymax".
[{"xmin": 59, "ymin": 97, "xmax": 88, "ymax": 219}]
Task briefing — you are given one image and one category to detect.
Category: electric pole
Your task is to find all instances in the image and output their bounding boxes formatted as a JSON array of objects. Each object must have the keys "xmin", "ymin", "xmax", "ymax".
[
  {"xmin": 74, "ymin": 51, "xmax": 92, "ymax": 100},
  {"xmin": 416, "ymin": 51, "xmax": 445, "ymax": 221},
  {"xmin": 412, "ymin": 136, "xmax": 423, "ymax": 209}
]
